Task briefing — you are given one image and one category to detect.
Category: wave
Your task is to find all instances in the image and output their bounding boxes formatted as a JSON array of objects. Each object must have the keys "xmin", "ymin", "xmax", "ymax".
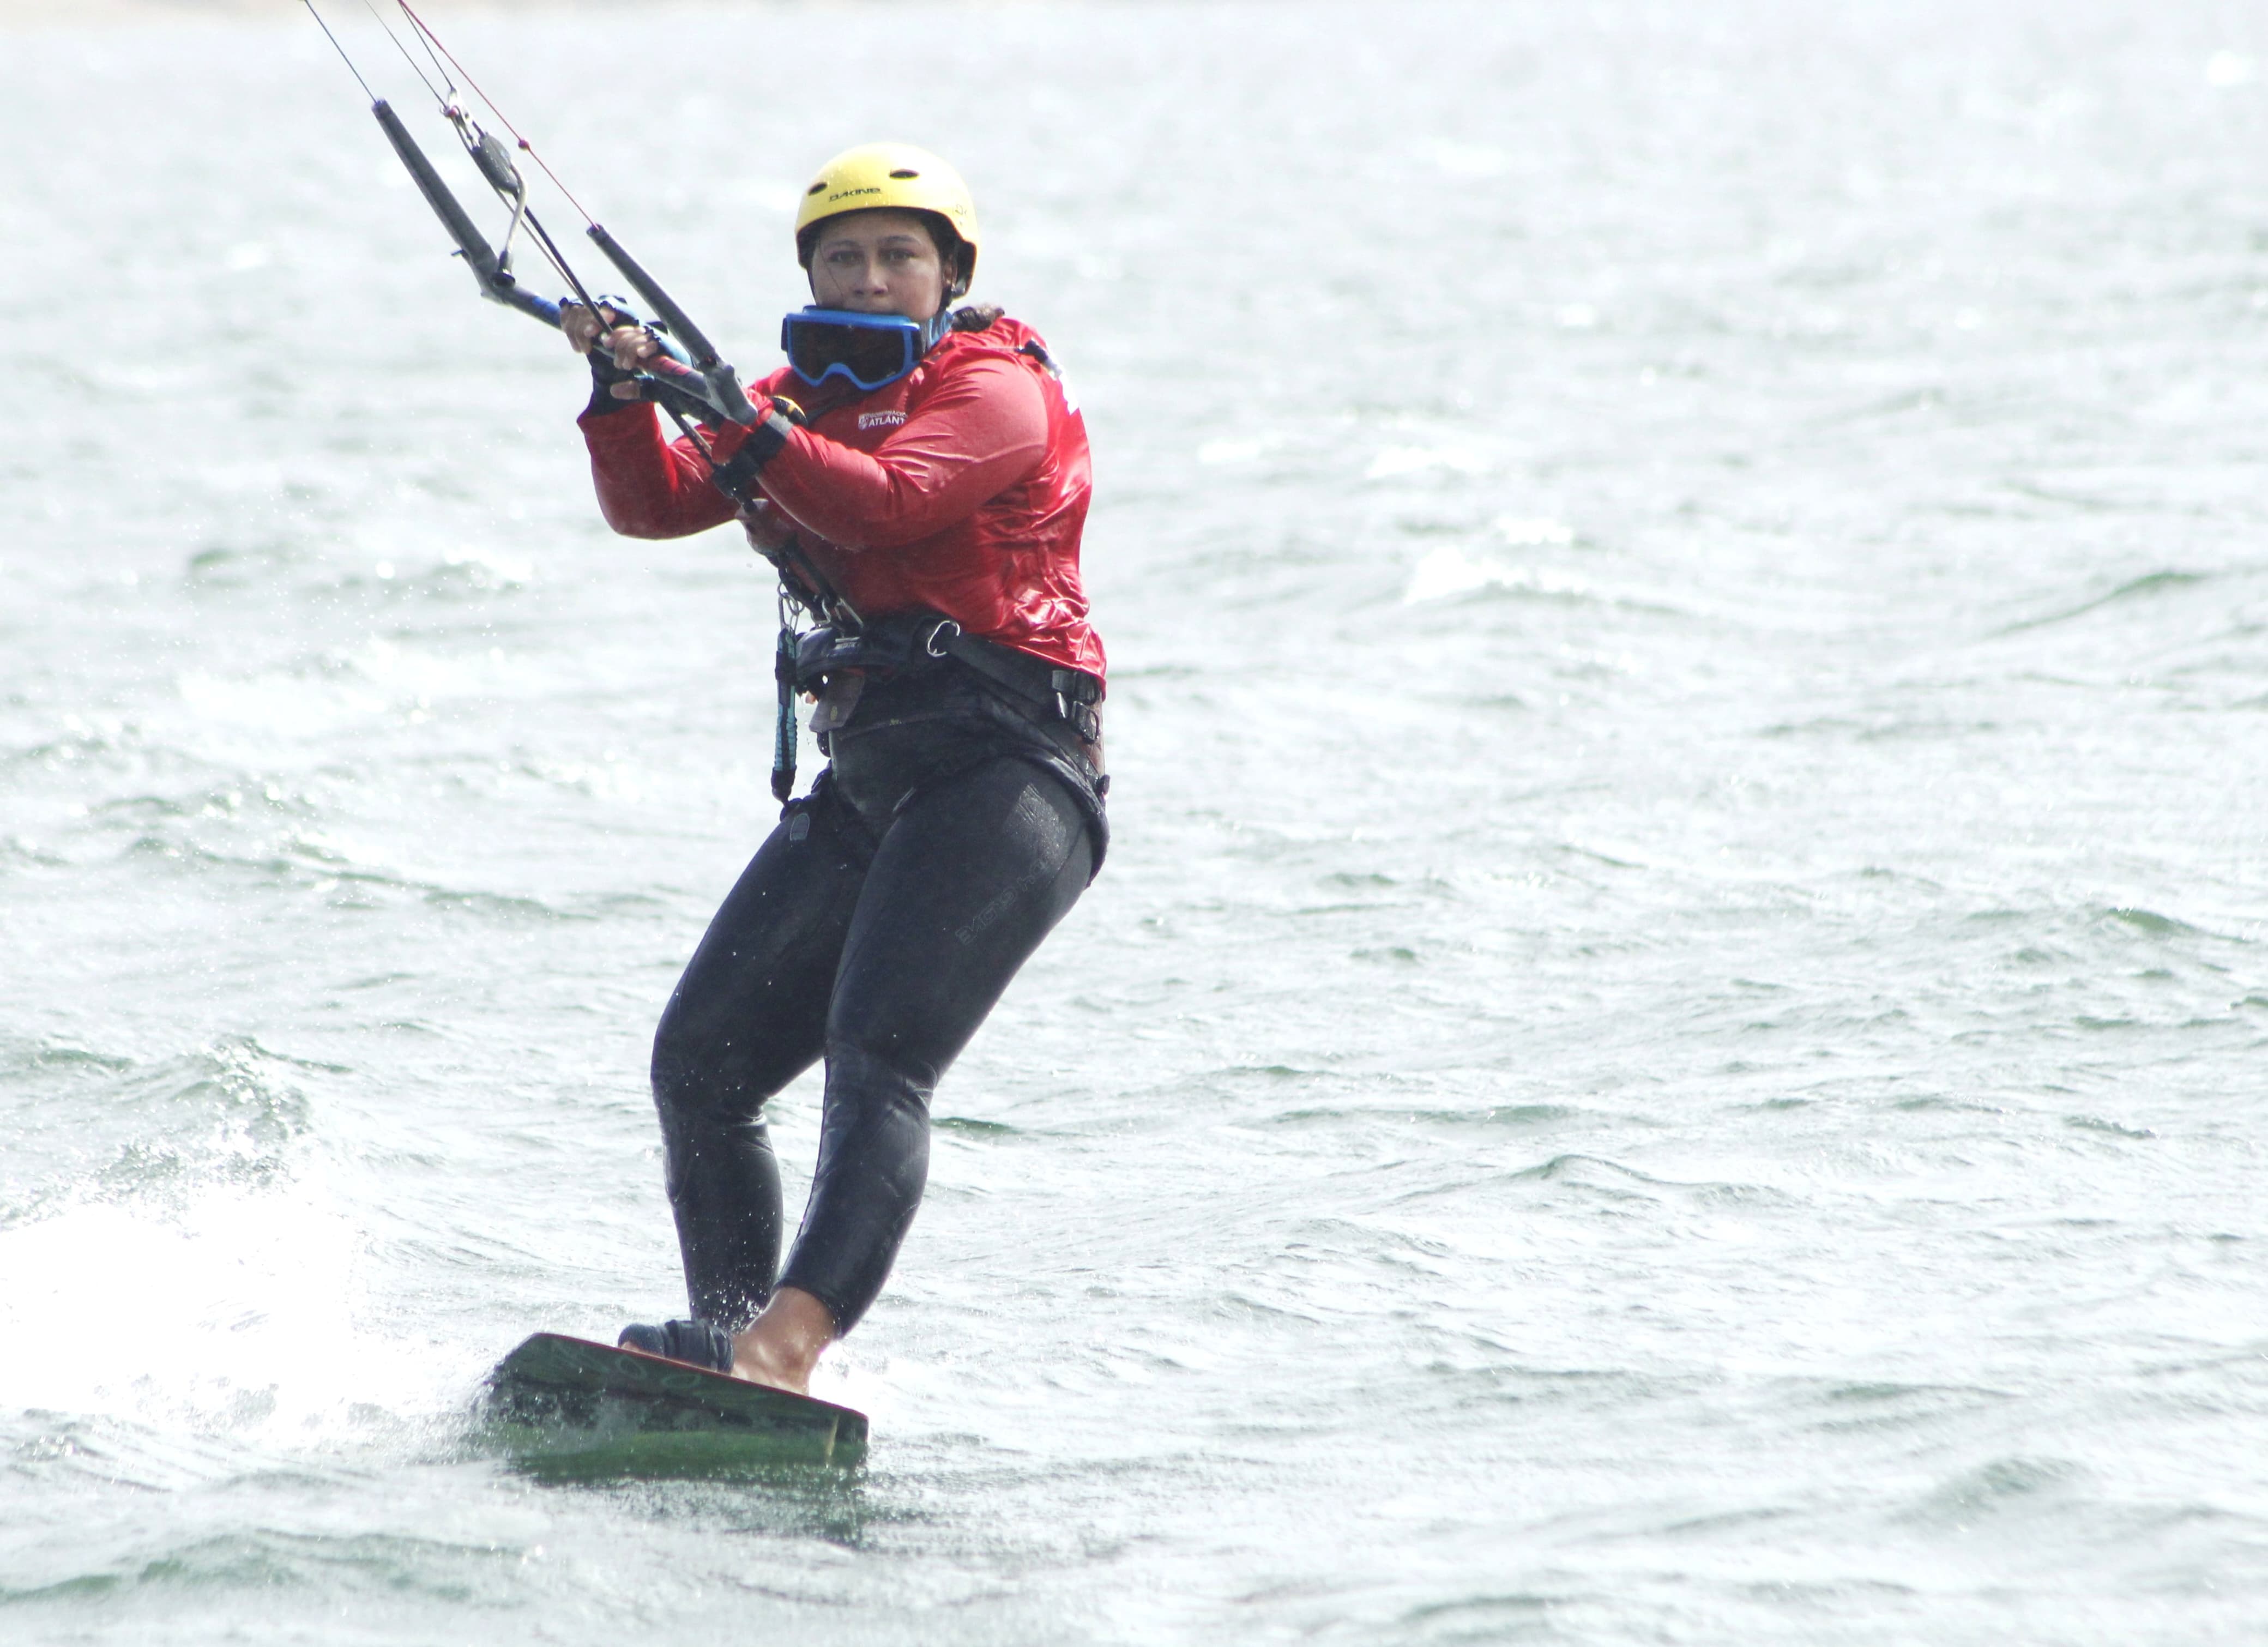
[
  {"xmin": 0, "ymin": 1034, "xmax": 327, "ymax": 1229},
  {"xmin": 1401, "ymin": 544, "xmax": 1691, "ymax": 619},
  {"xmin": 1994, "ymin": 570, "xmax": 2212, "ymax": 637}
]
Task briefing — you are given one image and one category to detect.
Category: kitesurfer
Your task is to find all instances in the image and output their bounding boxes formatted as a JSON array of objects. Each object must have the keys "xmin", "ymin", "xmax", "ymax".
[{"xmin": 562, "ymin": 144, "xmax": 1105, "ymax": 1395}]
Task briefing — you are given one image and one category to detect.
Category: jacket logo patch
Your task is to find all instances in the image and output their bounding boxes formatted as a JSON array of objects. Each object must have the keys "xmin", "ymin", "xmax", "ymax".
[{"xmin": 859, "ymin": 410, "xmax": 908, "ymax": 430}]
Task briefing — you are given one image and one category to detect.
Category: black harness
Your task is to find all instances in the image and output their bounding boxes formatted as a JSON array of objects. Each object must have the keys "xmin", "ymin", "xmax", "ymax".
[
  {"xmin": 728, "ymin": 317, "xmax": 1094, "ymax": 803},
  {"xmin": 794, "ymin": 613, "xmax": 1105, "ymax": 752}
]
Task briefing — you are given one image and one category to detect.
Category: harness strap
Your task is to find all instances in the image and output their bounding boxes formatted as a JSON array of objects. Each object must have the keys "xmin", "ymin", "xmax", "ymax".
[
  {"xmin": 919, "ymin": 618, "xmax": 1103, "ymax": 744},
  {"xmin": 789, "ymin": 612, "xmax": 1102, "ymax": 747}
]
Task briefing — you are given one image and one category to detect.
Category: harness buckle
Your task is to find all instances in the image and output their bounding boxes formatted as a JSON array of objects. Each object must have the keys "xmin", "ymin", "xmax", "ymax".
[{"xmin": 925, "ymin": 619, "xmax": 962, "ymax": 659}]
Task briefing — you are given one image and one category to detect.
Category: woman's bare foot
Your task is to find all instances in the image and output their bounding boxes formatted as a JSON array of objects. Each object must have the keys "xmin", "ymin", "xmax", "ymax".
[{"xmin": 729, "ymin": 1286, "xmax": 835, "ymax": 1393}]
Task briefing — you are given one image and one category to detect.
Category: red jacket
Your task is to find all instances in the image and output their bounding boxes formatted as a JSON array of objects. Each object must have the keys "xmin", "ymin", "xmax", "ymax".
[{"xmin": 579, "ymin": 316, "xmax": 1104, "ymax": 684}]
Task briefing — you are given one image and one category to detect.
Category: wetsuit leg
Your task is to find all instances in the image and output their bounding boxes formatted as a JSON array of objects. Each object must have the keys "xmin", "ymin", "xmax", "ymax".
[
  {"xmin": 776, "ymin": 757, "xmax": 1095, "ymax": 1330},
  {"xmin": 649, "ymin": 782, "xmax": 873, "ymax": 1330}
]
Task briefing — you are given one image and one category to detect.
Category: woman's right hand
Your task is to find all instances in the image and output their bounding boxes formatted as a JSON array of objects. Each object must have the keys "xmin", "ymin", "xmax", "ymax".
[{"xmin": 561, "ymin": 304, "xmax": 662, "ymax": 378}]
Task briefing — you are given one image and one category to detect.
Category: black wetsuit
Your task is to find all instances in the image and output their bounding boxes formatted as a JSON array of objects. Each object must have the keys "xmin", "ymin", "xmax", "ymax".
[{"xmin": 649, "ymin": 667, "xmax": 1102, "ymax": 1333}]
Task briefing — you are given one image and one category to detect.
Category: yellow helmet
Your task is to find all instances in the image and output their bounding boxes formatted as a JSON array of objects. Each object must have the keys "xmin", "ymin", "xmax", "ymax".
[{"xmin": 794, "ymin": 142, "xmax": 980, "ymax": 300}]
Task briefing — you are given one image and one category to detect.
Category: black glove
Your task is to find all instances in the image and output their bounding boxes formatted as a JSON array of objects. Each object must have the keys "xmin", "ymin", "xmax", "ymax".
[
  {"xmin": 577, "ymin": 298, "xmax": 650, "ymax": 418},
  {"xmin": 583, "ymin": 340, "xmax": 644, "ymax": 418}
]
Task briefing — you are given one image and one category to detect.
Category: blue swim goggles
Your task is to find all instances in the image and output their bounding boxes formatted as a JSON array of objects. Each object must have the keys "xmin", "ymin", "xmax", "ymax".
[{"xmin": 780, "ymin": 306, "xmax": 952, "ymax": 391}]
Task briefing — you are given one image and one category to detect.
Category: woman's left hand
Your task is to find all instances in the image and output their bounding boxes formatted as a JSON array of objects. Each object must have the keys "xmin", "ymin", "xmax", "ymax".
[{"xmin": 741, "ymin": 499, "xmax": 796, "ymax": 555}]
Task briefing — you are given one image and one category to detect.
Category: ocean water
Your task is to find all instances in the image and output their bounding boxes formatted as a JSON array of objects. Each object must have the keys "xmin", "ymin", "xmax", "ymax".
[{"xmin": 5, "ymin": 0, "xmax": 2267, "ymax": 1639}]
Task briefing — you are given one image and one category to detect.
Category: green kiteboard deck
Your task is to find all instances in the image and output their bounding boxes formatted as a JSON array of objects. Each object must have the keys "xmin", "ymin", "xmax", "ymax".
[{"xmin": 480, "ymin": 1331, "xmax": 867, "ymax": 1475}]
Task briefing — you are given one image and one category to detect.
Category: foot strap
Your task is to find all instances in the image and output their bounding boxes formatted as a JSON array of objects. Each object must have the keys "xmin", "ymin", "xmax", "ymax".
[{"xmin": 617, "ymin": 1318, "xmax": 733, "ymax": 1373}]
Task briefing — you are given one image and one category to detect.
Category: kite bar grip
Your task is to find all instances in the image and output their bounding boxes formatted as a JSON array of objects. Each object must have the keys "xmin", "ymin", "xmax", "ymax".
[{"xmin": 586, "ymin": 224, "xmax": 758, "ymax": 424}]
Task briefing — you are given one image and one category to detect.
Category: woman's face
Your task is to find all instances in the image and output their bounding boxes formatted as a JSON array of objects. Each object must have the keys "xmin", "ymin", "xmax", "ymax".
[{"xmin": 808, "ymin": 210, "xmax": 946, "ymax": 319}]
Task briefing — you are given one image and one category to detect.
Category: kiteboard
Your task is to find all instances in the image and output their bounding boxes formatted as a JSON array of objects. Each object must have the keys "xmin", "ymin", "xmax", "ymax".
[{"xmin": 478, "ymin": 1331, "xmax": 867, "ymax": 1475}]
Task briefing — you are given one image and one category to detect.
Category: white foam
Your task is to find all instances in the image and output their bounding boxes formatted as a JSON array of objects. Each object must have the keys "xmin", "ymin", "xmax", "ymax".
[
  {"xmin": 1404, "ymin": 545, "xmax": 1592, "ymax": 604},
  {"xmin": 2207, "ymin": 51, "xmax": 2255, "ymax": 87},
  {"xmin": 0, "ymin": 1180, "xmax": 449, "ymax": 1453},
  {"xmin": 1365, "ymin": 444, "xmax": 1493, "ymax": 480}
]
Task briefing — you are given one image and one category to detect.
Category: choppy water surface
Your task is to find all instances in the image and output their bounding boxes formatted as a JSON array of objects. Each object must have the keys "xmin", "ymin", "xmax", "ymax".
[{"xmin": 6, "ymin": 0, "xmax": 2267, "ymax": 1639}]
